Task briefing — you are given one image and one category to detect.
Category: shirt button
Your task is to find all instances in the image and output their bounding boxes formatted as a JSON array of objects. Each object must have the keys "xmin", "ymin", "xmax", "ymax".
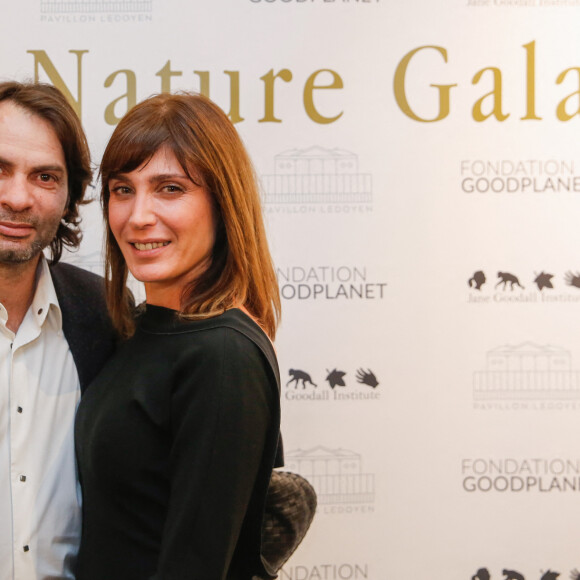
[
  {"xmin": 17, "ymin": 407, "xmax": 22, "ymax": 414},
  {"xmin": 19, "ymin": 475, "xmax": 26, "ymax": 482},
  {"xmin": 23, "ymin": 546, "xmax": 29, "ymax": 552},
  {"xmin": 37, "ymin": 308, "xmax": 43, "ymax": 315}
]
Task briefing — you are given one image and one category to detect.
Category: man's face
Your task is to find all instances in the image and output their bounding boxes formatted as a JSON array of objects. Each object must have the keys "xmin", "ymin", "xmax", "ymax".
[{"xmin": 0, "ymin": 101, "xmax": 68, "ymax": 265}]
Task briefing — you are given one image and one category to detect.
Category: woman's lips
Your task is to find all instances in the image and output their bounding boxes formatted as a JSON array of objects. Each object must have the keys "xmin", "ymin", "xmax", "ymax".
[{"xmin": 130, "ymin": 241, "xmax": 171, "ymax": 251}]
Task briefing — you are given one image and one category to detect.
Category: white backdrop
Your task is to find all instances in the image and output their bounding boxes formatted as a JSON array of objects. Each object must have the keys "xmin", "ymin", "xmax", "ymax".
[{"xmin": 2, "ymin": 1, "xmax": 580, "ymax": 578}]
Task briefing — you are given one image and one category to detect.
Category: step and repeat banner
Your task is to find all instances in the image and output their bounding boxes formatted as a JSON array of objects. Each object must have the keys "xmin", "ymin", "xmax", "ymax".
[{"xmin": 2, "ymin": 1, "xmax": 580, "ymax": 578}]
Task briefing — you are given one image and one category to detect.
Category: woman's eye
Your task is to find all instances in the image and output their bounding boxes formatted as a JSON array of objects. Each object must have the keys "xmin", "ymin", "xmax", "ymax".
[{"xmin": 163, "ymin": 184, "xmax": 183, "ymax": 193}]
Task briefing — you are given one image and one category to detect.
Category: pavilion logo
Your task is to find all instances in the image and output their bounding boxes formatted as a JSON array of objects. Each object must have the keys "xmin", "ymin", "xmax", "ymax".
[
  {"xmin": 473, "ymin": 342, "xmax": 580, "ymax": 410},
  {"xmin": 40, "ymin": 0, "xmax": 153, "ymax": 22},
  {"xmin": 249, "ymin": 0, "xmax": 380, "ymax": 5},
  {"xmin": 285, "ymin": 446, "xmax": 375, "ymax": 514},
  {"xmin": 261, "ymin": 146, "xmax": 373, "ymax": 215}
]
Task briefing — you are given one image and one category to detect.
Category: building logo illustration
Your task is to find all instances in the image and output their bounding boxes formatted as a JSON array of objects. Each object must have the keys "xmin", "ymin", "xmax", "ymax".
[
  {"xmin": 473, "ymin": 342, "xmax": 580, "ymax": 402},
  {"xmin": 41, "ymin": 0, "xmax": 152, "ymax": 13},
  {"xmin": 261, "ymin": 146, "xmax": 373, "ymax": 213},
  {"xmin": 285, "ymin": 446, "xmax": 375, "ymax": 506}
]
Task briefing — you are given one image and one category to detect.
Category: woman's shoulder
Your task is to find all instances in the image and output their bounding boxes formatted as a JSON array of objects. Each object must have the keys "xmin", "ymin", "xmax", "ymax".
[
  {"xmin": 138, "ymin": 306, "xmax": 279, "ymax": 380},
  {"xmin": 203, "ymin": 309, "xmax": 278, "ymax": 377},
  {"xmin": 209, "ymin": 309, "xmax": 273, "ymax": 350},
  {"xmin": 171, "ymin": 311, "xmax": 281, "ymax": 403}
]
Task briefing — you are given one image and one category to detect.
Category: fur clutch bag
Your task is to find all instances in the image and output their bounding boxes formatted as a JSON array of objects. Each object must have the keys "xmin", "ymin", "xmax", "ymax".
[{"xmin": 255, "ymin": 470, "xmax": 317, "ymax": 578}]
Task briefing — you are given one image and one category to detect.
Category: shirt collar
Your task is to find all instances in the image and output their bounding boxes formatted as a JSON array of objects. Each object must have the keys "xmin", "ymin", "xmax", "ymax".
[
  {"xmin": 0, "ymin": 302, "xmax": 7, "ymax": 328},
  {"xmin": 31, "ymin": 257, "xmax": 63, "ymax": 332}
]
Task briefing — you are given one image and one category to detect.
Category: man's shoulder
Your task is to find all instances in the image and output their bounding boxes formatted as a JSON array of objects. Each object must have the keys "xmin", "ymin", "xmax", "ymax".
[
  {"xmin": 49, "ymin": 261, "xmax": 104, "ymax": 286},
  {"xmin": 48, "ymin": 262, "xmax": 116, "ymax": 390},
  {"xmin": 48, "ymin": 261, "xmax": 109, "ymax": 322},
  {"xmin": 49, "ymin": 261, "xmax": 106, "ymax": 301}
]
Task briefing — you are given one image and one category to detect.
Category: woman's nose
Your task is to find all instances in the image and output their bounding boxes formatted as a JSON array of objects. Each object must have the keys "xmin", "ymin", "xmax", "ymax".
[{"xmin": 128, "ymin": 193, "xmax": 157, "ymax": 228}]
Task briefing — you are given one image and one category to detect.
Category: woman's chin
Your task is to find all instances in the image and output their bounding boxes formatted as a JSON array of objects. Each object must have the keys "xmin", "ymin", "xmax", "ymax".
[{"xmin": 126, "ymin": 265, "xmax": 166, "ymax": 285}]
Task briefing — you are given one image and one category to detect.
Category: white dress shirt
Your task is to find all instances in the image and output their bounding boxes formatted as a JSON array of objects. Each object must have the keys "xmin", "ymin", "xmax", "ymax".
[{"xmin": 0, "ymin": 258, "xmax": 81, "ymax": 580}]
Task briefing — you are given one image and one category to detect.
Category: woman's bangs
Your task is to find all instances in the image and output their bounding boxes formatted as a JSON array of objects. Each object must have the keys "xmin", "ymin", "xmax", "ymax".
[{"xmin": 105, "ymin": 122, "xmax": 170, "ymax": 178}]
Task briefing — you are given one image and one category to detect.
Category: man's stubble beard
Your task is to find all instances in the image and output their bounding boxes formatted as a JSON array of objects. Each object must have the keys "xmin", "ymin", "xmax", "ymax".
[
  {"xmin": 0, "ymin": 239, "xmax": 47, "ymax": 263},
  {"xmin": 0, "ymin": 210, "xmax": 61, "ymax": 265}
]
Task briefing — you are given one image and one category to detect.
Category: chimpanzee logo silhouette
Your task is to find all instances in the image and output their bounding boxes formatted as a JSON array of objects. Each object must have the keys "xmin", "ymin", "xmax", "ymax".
[
  {"xmin": 286, "ymin": 369, "xmax": 317, "ymax": 389},
  {"xmin": 496, "ymin": 272, "xmax": 525, "ymax": 290},
  {"xmin": 502, "ymin": 570, "xmax": 525, "ymax": 580}
]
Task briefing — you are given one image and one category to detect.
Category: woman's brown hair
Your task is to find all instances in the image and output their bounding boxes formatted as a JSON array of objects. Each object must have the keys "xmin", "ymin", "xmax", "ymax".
[{"xmin": 101, "ymin": 92, "xmax": 280, "ymax": 339}]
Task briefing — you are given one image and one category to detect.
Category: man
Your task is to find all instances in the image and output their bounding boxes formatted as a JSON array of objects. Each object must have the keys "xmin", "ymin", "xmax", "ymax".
[{"xmin": 0, "ymin": 81, "xmax": 115, "ymax": 579}]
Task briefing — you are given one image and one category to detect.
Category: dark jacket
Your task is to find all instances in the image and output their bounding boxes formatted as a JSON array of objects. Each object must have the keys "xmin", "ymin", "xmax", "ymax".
[{"xmin": 49, "ymin": 262, "xmax": 117, "ymax": 392}]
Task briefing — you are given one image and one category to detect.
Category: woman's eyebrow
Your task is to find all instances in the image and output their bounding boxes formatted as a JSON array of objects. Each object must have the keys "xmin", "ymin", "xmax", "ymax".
[{"xmin": 148, "ymin": 173, "xmax": 189, "ymax": 184}]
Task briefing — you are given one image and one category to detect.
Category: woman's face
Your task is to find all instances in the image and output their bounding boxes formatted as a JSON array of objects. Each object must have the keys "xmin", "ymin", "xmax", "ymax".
[{"xmin": 108, "ymin": 146, "xmax": 216, "ymax": 309}]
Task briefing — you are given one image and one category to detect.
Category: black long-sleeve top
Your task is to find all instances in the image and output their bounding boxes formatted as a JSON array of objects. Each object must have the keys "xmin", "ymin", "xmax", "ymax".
[{"xmin": 74, "ymin": 306, "xmax": 282, "ymax": 580}]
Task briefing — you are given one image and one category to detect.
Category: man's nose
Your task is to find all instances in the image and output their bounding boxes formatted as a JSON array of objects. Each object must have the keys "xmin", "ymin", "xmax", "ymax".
[{"xmin": 0, "ymin": 176, "xmax": 34, "ymax": 213}]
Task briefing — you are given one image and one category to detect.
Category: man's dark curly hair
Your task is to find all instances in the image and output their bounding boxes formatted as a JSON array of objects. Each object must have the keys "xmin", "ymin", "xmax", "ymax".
[{"xmin": 0, "ymin": 81, "xmax": 92, "ymax": 262}]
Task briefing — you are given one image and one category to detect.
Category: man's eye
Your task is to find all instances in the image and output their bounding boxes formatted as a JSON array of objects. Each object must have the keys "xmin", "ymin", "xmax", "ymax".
[
  {"xmin": 39, "ymin": 174, "xmax": 56, "ymax": 182},
  {"xmin": 111, "ymin": 186, "xmax": 132, "ymax": 195}
]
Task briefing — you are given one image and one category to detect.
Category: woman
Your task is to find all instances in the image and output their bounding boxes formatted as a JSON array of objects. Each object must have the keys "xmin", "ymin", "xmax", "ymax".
[{"xmin": 74, "ymin": 92, "xmax": 283, "ymax": 580}]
